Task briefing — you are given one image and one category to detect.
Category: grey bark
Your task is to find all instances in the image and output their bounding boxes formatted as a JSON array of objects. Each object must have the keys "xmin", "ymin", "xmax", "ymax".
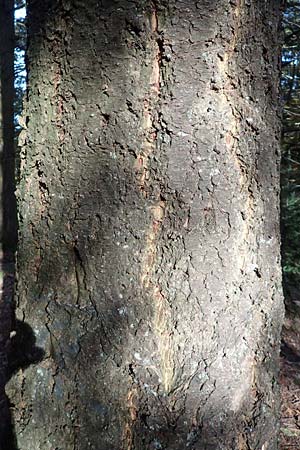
[{"xmin": 8, "ymin": 1, "xmax": 284, "ymax": 449}]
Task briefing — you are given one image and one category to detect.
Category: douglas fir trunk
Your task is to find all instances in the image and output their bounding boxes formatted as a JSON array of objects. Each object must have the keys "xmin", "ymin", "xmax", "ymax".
[{"xmin": 8, "ymin": 1, "xmax": 284, "ymax": 449}]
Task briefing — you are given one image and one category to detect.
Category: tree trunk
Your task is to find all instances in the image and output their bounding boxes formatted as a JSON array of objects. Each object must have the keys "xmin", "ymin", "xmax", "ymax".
[
  {"xmin": 8, "ymin": 1, "xmax": 284, "ymax": 449},
  {"xmin": 0, "ymin": 2, "xmax": 18, "ymax": 449},
  {"xmin": 0, "ymin": 0, "xmax": 17, "ymax": 255}
]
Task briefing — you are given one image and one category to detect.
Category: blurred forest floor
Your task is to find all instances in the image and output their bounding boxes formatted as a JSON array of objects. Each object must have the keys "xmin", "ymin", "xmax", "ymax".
[{"xmin": 280, "ymin": 286, "xmax": 300, "ymax": 449}]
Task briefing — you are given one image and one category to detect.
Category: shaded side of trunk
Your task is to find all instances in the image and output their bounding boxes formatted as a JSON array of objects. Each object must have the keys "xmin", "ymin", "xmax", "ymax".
[
  {"xmin": 0, "ymin": 2, "xmax": 18, "ymax": 449},
  {"xmin": 8, "ymin": 1, "xmax": 283, "ymax": 449},
  {"xmin": 0, "ymin": 0, "xmax": 17, "ymax": 255}
]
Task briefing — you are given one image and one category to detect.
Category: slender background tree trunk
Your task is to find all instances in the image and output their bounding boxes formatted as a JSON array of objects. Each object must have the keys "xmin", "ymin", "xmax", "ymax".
[
  {"xmin": 0, "ymin": 1, "xmax": 18, "ymax": 448},
  {"xmin": 0, "ymin": 0, "xmax": 17, "ymax": 256},
  {"xmin": 8, "ymin": 1, "xmax": 284, "ymax": 449}
]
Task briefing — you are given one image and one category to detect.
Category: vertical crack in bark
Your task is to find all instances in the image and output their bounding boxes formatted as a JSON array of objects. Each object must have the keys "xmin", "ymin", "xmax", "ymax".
[
  {"xmin": 219, "ymin": 0, "xmax": 243, "ymax": 182},
  {"xmin": 137, "ymin": 3, "xmax": 175, "ymax": 395},
  {"xmin": 123, "ymin": 388, "xmax": 138, "ymax": 450},
  {"xmin": 73, "ymin": 245, "xmax": 83, "ymax": 306},
  {"xmin": 218, "ymin": 0, "xmax": 255, "ymax": 272},
  {"xmin": 136, "ymin": 3, "xmax": 160, "ymax": 195}
]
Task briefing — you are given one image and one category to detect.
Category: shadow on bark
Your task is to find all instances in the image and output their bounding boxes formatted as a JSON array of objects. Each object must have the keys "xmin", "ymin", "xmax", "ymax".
[
  {"xmin": 0, "ymin": 257, "xmax": 44, "ymax": 450},
  {"xmin": 0, "ymin": 256, "xmax": 16, "ymax": 450},
  {"xmin": 0, "ymin": 0, "xmax": 19, "ymax": 448},
  {"xmin": 1, "ymin": 1, "xmax": 39, "ymax": 447}
]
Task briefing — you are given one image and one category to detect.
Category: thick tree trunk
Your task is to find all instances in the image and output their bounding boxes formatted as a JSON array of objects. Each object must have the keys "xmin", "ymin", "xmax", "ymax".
[{"xmin": 8, "ymin": 1, "xmax": 284, "ymax": 449}]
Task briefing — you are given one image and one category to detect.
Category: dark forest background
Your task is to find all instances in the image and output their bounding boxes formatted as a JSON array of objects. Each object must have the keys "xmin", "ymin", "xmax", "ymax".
[{"xmin": 281, "ymin": 0, "xmax": 300, "ymax": 293}]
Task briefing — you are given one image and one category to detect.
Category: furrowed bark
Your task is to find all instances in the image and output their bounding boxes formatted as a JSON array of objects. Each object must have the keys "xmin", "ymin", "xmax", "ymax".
[{"xmin": 8, "ymin": 1, "xmax": 284, "ymax": 449}]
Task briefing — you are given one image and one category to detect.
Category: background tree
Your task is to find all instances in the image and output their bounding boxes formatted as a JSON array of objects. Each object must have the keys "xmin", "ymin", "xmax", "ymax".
[
  {"xmin": 278, "ymin": 3, "xmax": 300, "ymax": 448},
  {"xmin": 281, "ymin": 0, "xmax": 300, "ymax": 285},
  {"xmin": 7, "ymin": 1, "xmax": 284, "ymax": 449},
  {"xmin": 0, "ymin": 1, "xmax": 18, "ymax": 448}
]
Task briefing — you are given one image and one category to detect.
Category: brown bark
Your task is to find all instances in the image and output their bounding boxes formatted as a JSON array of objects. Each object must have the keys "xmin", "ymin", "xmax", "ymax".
[{"xmin": 8, "ymin": 1, "xmax": 284, "ymax": 449}]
